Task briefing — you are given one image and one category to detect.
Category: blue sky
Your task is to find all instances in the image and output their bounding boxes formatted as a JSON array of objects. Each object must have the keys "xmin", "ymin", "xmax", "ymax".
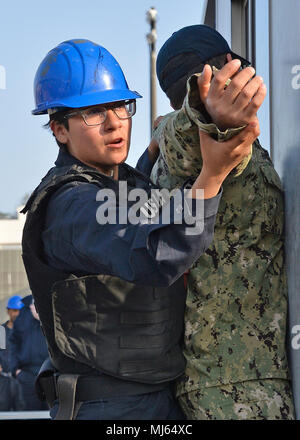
[{"xmin": 0, "ymin": 0, "xmax": 207, "ymax": 213}]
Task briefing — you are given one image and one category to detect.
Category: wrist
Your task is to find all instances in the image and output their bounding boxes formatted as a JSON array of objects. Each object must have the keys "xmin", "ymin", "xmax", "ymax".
[
  {"xmin": 189, "ymin": 168, "xmax": 224, "ymax": 199},
  {"xmin": 200, "ymin": 166, "xmax": 227, "ymax": 185},
  {"xmin": 212, "ymin": 117, "xmax": 245, "ymax": 133},
  {"xmin": 212, "ymin": 119, "xmax": 230, "ymax": 132}
]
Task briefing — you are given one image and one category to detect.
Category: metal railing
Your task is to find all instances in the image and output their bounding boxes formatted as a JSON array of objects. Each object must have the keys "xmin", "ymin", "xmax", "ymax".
[{"xmin": 0, "ymin": 411, "xmax": 50, "ymax": 419}]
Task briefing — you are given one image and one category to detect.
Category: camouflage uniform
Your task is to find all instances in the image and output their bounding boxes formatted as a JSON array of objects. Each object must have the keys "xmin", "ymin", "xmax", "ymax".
[
  {"xmin": 151, "ymin": 74, "xmax": 295, "ymax": 420},
  {"xmin": 178, "ymin": 379, "xmax": 295, "ymax": 420}
]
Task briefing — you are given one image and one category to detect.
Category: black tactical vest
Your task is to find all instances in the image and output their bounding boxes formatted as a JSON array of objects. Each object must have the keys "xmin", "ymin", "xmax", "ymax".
[{"xmin": 21, "ymin": 162, "xmax": 187, "ymax": 384}]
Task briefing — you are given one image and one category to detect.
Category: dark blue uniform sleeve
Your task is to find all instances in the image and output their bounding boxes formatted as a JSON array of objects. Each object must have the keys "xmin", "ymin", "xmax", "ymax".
[
  {"xmin": 135, "ymin": 148, "xmax": 154, "ymax": 177},
  {"xmin": 42, "ymin": 181, "xmax": 221, "ymax": 287}
]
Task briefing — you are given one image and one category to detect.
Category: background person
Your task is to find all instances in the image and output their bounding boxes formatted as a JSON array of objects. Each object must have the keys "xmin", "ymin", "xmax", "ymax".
[
  {"xmin": 10, "ymin": 295, "xmax": 48, "ymax": 411},
  {"xmin": 0, "ymin": 295, "xmax": 24, "ymax": 411}
]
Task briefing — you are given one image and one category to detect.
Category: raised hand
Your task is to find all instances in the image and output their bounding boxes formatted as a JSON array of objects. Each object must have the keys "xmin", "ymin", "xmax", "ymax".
[
  {"xmin": 190, "ymin": 121, "xmax": 260, "ymax": 199},
  {"xmin": 198, "ymin": 58, "xmax": 267, "ymax": 131}
]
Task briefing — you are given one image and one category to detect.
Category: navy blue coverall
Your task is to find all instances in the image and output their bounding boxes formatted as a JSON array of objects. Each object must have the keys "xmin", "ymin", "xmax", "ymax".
[{"xmin": 42, "ymin": 148, "xmax": 221, "ymax": 420}]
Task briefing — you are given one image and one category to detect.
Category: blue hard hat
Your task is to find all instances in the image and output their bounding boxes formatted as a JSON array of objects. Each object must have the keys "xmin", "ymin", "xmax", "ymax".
[
  {"xmin": 6, "ymin": 295, "xmax": 24, "ymax": 310},
  {"xmin": 32, "ymin": 39, "xmax": 142, "ymax": 115}
]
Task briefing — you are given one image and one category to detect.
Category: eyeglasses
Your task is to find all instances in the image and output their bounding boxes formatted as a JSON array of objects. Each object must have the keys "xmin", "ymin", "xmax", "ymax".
[{"xmin": 64, "ymin": 100, "xmax": 136, "ymax": 126}]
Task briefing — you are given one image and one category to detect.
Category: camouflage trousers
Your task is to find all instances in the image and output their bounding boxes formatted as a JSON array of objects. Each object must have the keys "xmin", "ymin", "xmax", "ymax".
[{"xmin": 178, "ymin": 379, "xmax": 295, "ymax": 420}]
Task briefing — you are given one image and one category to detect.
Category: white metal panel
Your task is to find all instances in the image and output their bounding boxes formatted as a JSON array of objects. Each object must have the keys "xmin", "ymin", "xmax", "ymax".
[
  {"xmin": 255, "ymin": 0, "xmax": 271, "ymax": 152},
  {"xmin": 201, "ymin": 0, "xmax": 209, "ymax": 24},
  {"xmin": 216, "ymin": 0, "xmax": 232, "ymax": 45},
  {"xmin": 269, "ymin": 0, "xmax": 300, "ymax": 420}
]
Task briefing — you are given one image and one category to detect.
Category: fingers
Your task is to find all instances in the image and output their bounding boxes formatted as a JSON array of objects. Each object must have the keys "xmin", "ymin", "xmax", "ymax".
[
  {"xmin": 209, "ymin": 59, "xmax": 241, "ymax": 96},
  {"xmin": 226, "ymin": 53, "xmax": 233, "ymax": 63},
  {"xmin": 233, "ymin": 75, "xmax": 264, "ymax": 110},
  {"xmin": 148, "ymin": 138, "xmax": 159, "ymax": 148},
  {"xmin": 233, "ymin": 121, "xmax": 260, "ymax": 146},
  {"xmin": 153, "ymin": 116, "xmax": 163, "ymax": 130},
  {"xmin": 243, "ymin": 83, "xmax": 267, "ymax": 119},
  {"xmin": 198, "ymin": 65, "xmax": 212, "ymax": 102},
  {"xmin": 223, "ymin": 66, "xmax": 256, "ymax": 103},
  {"xmin": 148, "ymin": 137, "xmax": 160, "ymax": 163}
]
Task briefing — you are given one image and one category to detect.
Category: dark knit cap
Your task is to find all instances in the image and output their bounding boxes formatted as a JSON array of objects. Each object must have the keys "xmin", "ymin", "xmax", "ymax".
[{"xmin": 157, "ymin": 24, "xmax": 250, "ymax": 93}]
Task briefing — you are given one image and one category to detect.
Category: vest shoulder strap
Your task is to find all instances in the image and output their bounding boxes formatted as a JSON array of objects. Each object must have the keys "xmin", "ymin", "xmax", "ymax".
[{"xmin": 21, "ymin": 165, "xmax": 112, "ymax": 215}]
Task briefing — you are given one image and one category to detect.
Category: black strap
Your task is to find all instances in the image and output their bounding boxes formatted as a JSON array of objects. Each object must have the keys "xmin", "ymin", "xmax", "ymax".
[
  {"xmin": 38, "ymin": 376, "xmax": 57, "ymax": 408},
  {"xmin": 54, "ymin": 375, "xmax": 82, "ymax": 420},
  {"xmin": 38, "ymin": 373, "xmax": 167, "ymax": 414}
]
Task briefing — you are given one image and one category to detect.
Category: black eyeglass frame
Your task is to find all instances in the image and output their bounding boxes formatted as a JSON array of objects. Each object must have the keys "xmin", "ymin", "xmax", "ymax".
[{"xmin": 63, "ymin": 100, "xmax": 136, "ymax": 126}]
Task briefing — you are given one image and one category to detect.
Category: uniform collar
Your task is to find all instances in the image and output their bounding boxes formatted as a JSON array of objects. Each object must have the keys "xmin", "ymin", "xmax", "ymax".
[
  {"xmin": 54, "ymin": 148, "xmax": 130, "ymax": 180},
  {"xmin": 54, "ymin": 148, "xmax": 85, "ymax": 168}
]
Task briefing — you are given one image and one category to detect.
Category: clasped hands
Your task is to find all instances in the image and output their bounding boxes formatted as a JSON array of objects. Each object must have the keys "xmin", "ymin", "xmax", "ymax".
[
  {"xmin": 198, "ymin": 56, "xmax": 267, "ymax": 131},
  {"xmin": 148, "ymin": 56, "xmax": 267, "ymax": 192}
]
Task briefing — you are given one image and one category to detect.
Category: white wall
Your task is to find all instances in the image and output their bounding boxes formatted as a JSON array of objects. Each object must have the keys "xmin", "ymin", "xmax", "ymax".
[
  {"xmin": 269, "ymin": 0, "xmax": 300, "ymax": 419},
  {"xmin": 216, "ymin": 0, "xmax": 232, "ymax": 45},
  {"xmin": 0, "ymin": 208, "xmax": 25, "ymax": 246}
]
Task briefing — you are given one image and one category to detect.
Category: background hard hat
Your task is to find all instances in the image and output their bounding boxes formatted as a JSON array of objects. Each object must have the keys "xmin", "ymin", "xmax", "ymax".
[
  {"xmin": 32, "ymin": 39, "xmax": 142, "ymax": 115},
  {"xmin": 6, "ymin": 295, "xmax": 24, "ymax": 310}
]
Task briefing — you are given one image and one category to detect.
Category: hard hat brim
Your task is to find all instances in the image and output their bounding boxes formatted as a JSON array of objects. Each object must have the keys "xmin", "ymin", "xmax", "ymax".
[{"xmin": 32, "ymin": 89, "xmax": 142, "ymax": 115}]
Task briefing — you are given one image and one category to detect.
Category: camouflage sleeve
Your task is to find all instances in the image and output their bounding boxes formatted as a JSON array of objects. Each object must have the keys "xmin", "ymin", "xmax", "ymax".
[{"xmin": 152, "ymin": 73, "xmax": 252, "ymax": 181}]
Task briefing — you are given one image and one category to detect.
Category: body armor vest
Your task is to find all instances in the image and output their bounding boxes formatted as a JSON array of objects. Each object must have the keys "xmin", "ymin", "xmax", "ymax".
[{"xmin": 21, "ymin": 162, "xmax": 187, "ymax": 384}]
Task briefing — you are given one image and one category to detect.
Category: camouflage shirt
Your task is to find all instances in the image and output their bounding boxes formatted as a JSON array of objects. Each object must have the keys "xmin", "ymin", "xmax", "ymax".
[{"xmin": 151, "ymin": 74, "xmax": 290, "ymax": 396}]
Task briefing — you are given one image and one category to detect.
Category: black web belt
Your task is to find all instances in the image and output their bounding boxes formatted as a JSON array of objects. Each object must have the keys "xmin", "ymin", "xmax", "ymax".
[{"xmin": 38, "ymin": 374, "xmax": 167, "ymax": 420}]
